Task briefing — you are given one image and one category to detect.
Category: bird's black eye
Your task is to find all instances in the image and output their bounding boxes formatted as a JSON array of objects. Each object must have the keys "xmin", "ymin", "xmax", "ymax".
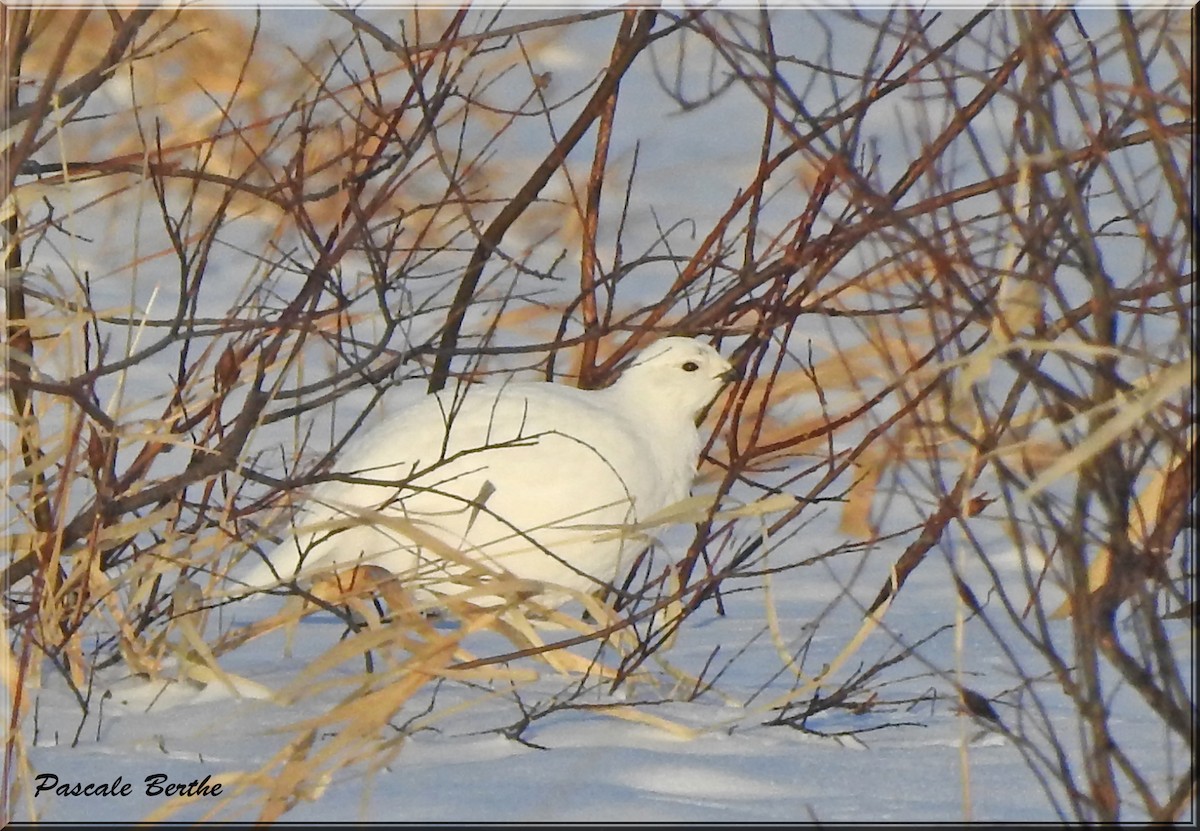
[{"xmin": 682, "ymin": 361, "xmax": 700, "ymax": 372}]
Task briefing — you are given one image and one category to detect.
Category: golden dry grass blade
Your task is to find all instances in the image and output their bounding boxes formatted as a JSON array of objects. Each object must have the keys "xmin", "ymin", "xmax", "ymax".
[
  {"xmin": 954, "ymin": 338, "xmax": 1151, "ymax": 402},
  {"xmin": 1025, "ymin": 361, "xmax": 1188, "ymax": 498},
  {"xmin": 1, "ymin": 609, "xmax": 39, "ymax": 822},
  {"xmin": 763, "ymin": 565, "xmax": 804, "ymax": 682},
  {"xmin": 589, "ymin": 492, "xmax": 796, "ymax": 544},
  {"xmin": 3, "ymin": 435, "xmax": 67, "ymax": 484},
  {"xmin": 652, "ymin": 566, "xmax": 685, "ymax": 653},
  {"xmin": 593, "ymin": 705, "xmax": 702, "ymax": 739},
  {"xmin": 1049, "ymin": 549, "xmax": 1112, "ymax": 620},
  {"xmin": 763, "ymin": 567, "xmax": 897, "ymax": 712},
  {"xmin": 493, "ymin": 610, "xmax": 618, "ymax": 678},
  {"xmin": 173, "ymin": 615, "xmax": 274, "ymax": 700},
  {"xmin": 1126, "ymin": 431, "xmax": 1194, "ymax": 548},
  {"xmin": 1050, "ymin": 430, "xmax": 1195, "ymax": 619},
  {"xmin": 839, "ymin": 452, "xmax": 883, "ymax": 539}
]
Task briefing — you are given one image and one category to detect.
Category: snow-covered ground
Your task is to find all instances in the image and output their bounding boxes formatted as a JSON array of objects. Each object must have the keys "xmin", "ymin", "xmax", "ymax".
[
  {"xmin": 16, "ymin": 528, "xmax": 1190, "ymax": 823},
  {"xmin": 4, "ymin": 5, "xmax": 1192, "ymax": 825}
]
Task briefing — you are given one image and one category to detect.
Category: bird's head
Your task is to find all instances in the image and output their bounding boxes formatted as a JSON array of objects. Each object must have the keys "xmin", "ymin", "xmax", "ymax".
[{"xmin": 614, "ymin": 336, "xmax": 736, "ymax": 423}]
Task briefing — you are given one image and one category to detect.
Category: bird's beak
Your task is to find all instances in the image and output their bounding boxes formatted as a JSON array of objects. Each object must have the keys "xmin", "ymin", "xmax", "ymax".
[{"xmin": 696, "ymin": 365, "xmax": 739, "ymax": 426}]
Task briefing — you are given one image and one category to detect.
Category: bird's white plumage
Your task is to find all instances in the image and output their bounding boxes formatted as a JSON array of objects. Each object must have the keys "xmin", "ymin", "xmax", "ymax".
[{"xmin": 235, "ymin": 337, "xmax": 733, "ymax": 608}]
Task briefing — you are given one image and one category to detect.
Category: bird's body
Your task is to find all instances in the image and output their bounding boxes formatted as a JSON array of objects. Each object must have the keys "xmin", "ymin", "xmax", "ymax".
[{"xmin": 235, "ymin": 337, "xmax": 733, "ymax": 608}]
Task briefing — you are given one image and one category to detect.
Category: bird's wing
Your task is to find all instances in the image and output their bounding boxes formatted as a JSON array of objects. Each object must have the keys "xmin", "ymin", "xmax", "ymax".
[{"xmin": 236, "ymin": 382, "xmax": 670, "ymax": 593}]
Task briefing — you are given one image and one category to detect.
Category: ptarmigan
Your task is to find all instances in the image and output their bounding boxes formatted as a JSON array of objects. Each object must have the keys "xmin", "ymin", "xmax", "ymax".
[{"xmin": 234, "ymin": 337, "xmax": 734, "ymax": 609}]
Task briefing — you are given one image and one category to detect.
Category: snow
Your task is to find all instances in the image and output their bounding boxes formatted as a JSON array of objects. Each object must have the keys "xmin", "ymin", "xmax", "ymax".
[
  {"xmin": 14, "ymin": 528, "xmax": 1189, "ymax": 822},
  {"xmin": 5, "ymin": 5, "xmax": 1193, "ymax": 826}
]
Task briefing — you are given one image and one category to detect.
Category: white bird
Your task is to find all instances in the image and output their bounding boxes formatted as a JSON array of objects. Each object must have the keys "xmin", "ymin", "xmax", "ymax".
[{"xmin": 234, "ymin": 337, "xmax": 734, "ymax": 610}]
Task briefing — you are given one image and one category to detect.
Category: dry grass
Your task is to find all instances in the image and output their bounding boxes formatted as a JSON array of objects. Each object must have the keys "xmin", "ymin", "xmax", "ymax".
[{"xmin": 3, "ymin": 6, "xmax": 1192, "ymax": 823}]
